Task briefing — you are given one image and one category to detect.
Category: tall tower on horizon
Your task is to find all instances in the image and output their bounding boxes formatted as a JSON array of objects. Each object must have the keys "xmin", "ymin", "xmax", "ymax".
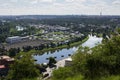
[
  {"xmin": 100, "ymin": 8, "xmax": 102, "ymax": 16},
  {"xmin": 100, "ymin": 11, "xmax": 102, "ymax": 16}
]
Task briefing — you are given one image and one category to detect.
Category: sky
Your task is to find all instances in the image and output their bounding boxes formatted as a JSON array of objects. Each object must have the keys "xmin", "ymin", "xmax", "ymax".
[{"xmin": 0, "ymin": 0, "xmax": 120, "ymax": 15}]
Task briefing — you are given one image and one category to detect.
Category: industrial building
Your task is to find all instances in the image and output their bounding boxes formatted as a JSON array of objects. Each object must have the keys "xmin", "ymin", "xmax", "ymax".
[{"xmin": 6, "ymin": 36, "xmax": 22, "ymax": 44}]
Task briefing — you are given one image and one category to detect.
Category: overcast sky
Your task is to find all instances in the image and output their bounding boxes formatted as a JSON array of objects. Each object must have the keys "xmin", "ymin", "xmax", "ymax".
[{"xmin": 0, "ymin": 0, "xmax": 120, "ymax": 15}]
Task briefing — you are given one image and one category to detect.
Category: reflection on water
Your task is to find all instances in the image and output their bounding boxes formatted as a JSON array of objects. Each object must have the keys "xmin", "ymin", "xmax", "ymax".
[
  {"xmin": 82, "ymin": 35, "xmax": 102, "ymax": 48},
  {"xmin": 34, "ymin": 35, "xmax": 103, "ymax": 64}
]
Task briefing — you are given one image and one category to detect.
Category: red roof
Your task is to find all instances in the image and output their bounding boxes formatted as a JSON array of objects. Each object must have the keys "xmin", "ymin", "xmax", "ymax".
[{"xmin": 0, "ymin": 65, "xmax": 5, "ymax": 69}]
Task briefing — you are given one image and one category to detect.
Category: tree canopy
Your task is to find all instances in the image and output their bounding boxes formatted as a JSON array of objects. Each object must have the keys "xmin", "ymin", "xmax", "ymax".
[{"xmin": 7, "ymin": 54, "xmax": 39, "ymax": 80}]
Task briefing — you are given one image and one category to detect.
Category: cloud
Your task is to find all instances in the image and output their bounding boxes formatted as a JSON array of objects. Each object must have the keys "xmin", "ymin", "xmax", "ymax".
[
  {"xmin": 65, "ymin": 0, "xmax": 86, "ymax": 3},
  {"xmin": 112, "ymin": 0, "xmax": 120, "ymax": 5},
  {"xmin": 0, "ymin": 0, "xmax": 120, "ymax": 15},
  {"xmin": 30, "ymin": 0, "xmax": 39, "ymax": 4},
  {"xmin": 40, "ymin": 0, "xmax": 55, "ymax": 3},
  {"xmin": 10, "ymin": 0, "xmax": 18, "ymax": 3},
  {"xmin": 30, "ymin": 0, "xmax": 56, "ymax": 4}
]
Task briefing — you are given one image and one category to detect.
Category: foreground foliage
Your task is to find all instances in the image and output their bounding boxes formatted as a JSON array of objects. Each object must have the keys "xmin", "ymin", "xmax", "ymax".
[
  {"xmin": 52, "ymin": 30, "xmax": 120, "ymax": 80},
  {"xmin": 7, "ymin": 54, "xmax": 39, "ymax": 80}
]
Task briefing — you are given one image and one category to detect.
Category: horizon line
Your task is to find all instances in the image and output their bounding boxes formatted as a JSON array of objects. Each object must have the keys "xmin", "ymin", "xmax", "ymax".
[{"xmin": 0, "ymin": 14, "xmax": 120, "ymax": 16}]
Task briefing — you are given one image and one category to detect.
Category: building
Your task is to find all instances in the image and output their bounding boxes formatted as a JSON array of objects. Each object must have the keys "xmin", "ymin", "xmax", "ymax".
[
  {"xmin": 0, "ymin": 65, "xmax": 7, "ymax": 77},
  {"xmin": 16, "ymin": 26, "xmax": 24, "ymax": 31},
  {"xmin": 64, "ymin": 57, "xmax": 72, "ymax": 67},
  {"xmin": 0, "ymin": 56, "xmax": 14, "ymax": 66},
  {"xmin": 0, "ymin": 56, "xmax": 14, "ymax": 77},
  {"xmin": 6, "ymin": 36, "xmax": 22, "ymax": 44}
]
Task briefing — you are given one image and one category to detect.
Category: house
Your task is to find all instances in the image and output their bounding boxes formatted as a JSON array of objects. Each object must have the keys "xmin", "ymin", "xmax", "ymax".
[
  {"xmin": 0, "ymin": 56, "xmax": 14, "ymax": 66},
  {"xmin": 0, "ymin": 65, "xmax": 6, "ymax": 76},
  {"xmin": 0, "ymin": 56, "xmax": 14, "ymax": 77},
  {"xmin": 64, "ymin": 57, "xmax": 72, "ymax": 67}
]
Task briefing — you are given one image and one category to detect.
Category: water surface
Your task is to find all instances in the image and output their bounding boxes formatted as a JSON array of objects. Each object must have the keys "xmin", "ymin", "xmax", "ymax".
[{"xmin": 34, "ymin": 35, "xmax": 102, "ymax": 64}]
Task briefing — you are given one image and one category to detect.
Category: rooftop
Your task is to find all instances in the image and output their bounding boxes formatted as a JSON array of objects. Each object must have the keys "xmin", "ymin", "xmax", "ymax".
[
  {"xmin": 0, "ymin": 56, "xmax": 10, "ymax": 59},
  {"xmin": 7, "ymin": 36, "xmax": 21, "ymax": 39},
  {"xmin": 0, "ymin": 56, "xmax": 14, "ymax": 61},
  {"xmin": 65, "ymin": 57, "xmax": 72, "ymax": 61},
  {"xmin": 0, "ymin": 65, "xmax": 5, "ymax": 69}
]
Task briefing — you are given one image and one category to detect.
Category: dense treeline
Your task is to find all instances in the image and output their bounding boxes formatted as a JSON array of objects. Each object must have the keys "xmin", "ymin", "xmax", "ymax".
[
  {"xmin": 40, "ymin": 16, "xmax": 120, "ymax": 35},
  {"xmin": 12, "ymin": 16, "xmax": 120, "ymax": 36},
  {"xmin": 1, "ymin": 16, "xmax": 120, "ymax": 42},
  {"xmin": 0, "ymin": 21, "xmax": 37, "ymax": 42},
  {"xmin": 0, "ymin": 22, "xmax": 12, "ymax": 42},
  {"xmin": 52, "ymin": 29, "xmax": 120, "ymax": 80}
]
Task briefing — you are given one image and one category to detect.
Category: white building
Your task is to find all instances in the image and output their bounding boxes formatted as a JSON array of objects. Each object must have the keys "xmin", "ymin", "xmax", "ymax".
[
  {"xmin": 6, "ymin": 36, "xmax": 22, "ymax": 44},
  {"xmin": 64, "ymin": 57, "xmax": 72, "ymax": 67},
  {"xmin": 16, "ymin": 26, "xmax": 25, "ymax": 31}
]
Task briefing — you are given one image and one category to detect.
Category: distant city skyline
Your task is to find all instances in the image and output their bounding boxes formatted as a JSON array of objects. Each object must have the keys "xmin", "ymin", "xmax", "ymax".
[{"xmin": 0, "ymin": 0, "xmax": 120, "ymax": 15}]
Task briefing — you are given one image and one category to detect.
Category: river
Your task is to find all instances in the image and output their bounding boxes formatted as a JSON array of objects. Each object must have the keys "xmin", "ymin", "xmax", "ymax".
[{"xmin": 34, "ymin": 35, "xmax": 102, "ymax": 64}]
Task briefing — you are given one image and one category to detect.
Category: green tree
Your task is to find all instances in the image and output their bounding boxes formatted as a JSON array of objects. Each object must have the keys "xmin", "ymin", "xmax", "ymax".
[
  {"xmin": 48, "ymin": 57, "xmax": 56, "ymax": 67},
  {"xmin": 72, "ymin": 31, "xmax": 120, "ymax": 79},
  {"xmin": 7, "ymin": 54, "xmax": 39, "ymax": 80},
  {"xmin": 9, "ymin": 48, "xmax": 18, "ymax": 57},
  {"xmin": 52, "ymin": 67, "xmax": 74, "ymax": 80}
]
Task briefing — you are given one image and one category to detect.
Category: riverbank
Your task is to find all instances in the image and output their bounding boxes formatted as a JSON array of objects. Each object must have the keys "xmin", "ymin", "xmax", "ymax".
[
  {"xmin": 20, "ymin": 36, "xmax": 89, "ymax": 55},
  {"xmin": 43, "ymin": 57, "xmax": 72, "ymax": 80}
]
